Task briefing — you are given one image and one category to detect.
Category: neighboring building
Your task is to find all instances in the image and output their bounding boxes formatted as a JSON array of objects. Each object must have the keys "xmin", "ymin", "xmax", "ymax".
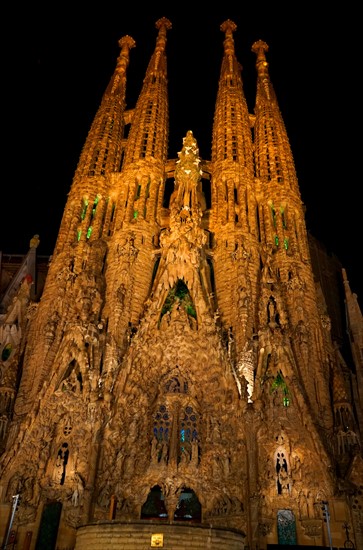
[{"xmin": 0, "ymin": 17, "xmax": 362, "ymax": 550}]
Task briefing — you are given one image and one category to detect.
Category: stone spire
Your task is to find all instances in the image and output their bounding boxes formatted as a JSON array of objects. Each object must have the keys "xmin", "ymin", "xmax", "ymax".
[
  {"xmin": 210, "ymin": 19, "xmax": 259, "ymax": 357},
  {"xmin": 52, "ymin": 34, "xmax": 135, "ymax": 254},
  {"xmin": 147, "ymin": 131, "xmax": 213, "ymax": 324},
  {"xmin": 252, "ymin": 39, "xmax": 333, "ymax": 427},
  {"xmin": 73, "ymin": 35, "xmax": 136, "ymax": 181},
  {"xmin": 122, "ymin": 17, "xmax": 171, "ymax": 167},
  {"xmin": 102, "ymin": 18, "xmax": 172, "ymax": 340},
  {"xmin": 211, "ymin": 19, "xmax": 254, "ymax": 175},
  {"xmin": 252, "ymin": 39, "xmax": 299, "ymax": 194}
]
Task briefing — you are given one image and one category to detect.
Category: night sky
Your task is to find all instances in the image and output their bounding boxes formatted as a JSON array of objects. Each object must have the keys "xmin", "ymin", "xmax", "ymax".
[{"xmin": 2, "ymin": 10, "xmax": 361, "ymax": 304}]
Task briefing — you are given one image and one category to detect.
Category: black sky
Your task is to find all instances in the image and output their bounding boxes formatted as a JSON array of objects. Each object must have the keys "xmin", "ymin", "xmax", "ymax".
[{"xmin": 2, "ymin": 10, "xmax": 361, "ymax": 303}]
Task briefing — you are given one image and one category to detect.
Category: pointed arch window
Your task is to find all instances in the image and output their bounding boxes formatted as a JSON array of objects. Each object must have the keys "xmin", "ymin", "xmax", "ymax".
[
  {"xmin": 141, "ymin": 485, "xmax": 168, "ymax": 519},
  {"xmin": 55, "ymin": 442, "xmax": 69, "ymax": 485},
  {"xmin": 153, "ymin": 404, "xmax": 170, "ymax": 445},
  {"xmin": 180, "ymin": 405, "xmax": 199, "ymax": 454},
  {"xmin": 110, "ymin": 201, "xmax": 116, "ymax": 222},
  {"xmin": 91, "ymin": 196, "xmax": 99, "ymax": 219},
  {"xmin": 270, "ymin": 371, "xmax": 290, "ymax": 407},
  {"xmin": 270, "ymin": 203, "xmax": 277, "ymax": 227},
  {"xmin": 174, "ymin": 488, "xmax": 201, "ymax": 522},
  {"xmin": 280, "ymin": 206, "xmax": 287, "ymax": 229},
  {"xmin": 160, "ymin": 280, "xmax": 196, "ymax": 320},
  {"xmin": 80, "ymin": 198, "xmax": 89, "ymax": 221},
  {"xmin": 151, "ymin": 256, "xmax": 161, "ymax": 287},
  {"xmin": 151, "ymin": 392, "xmax": 200, "ymax": 467}
]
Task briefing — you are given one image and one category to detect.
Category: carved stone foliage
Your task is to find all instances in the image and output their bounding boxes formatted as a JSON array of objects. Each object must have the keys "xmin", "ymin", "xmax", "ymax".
[
  {"xmin": 258, "ymin": 521, "xmax": 273, "ymax": 537},
  {"xmin": 89, "ymin": 310, "xmax": 247, "ymax": 530},
  {"xmin": 301, "ymin": 519, "xmax": 322, "ymax": 538}
]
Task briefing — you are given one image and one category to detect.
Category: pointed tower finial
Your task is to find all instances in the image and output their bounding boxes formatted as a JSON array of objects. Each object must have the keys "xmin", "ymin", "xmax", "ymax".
[
  {"xmin": 169, "ymin": 130, "xmax": 203, "ymax": 222},
  {"xmin": 252, "ymin": 40, "xmax": 269, "ymax": 76},
  {"xmin": 220, "ymin": 19, "xmax": 237, "ymax": 56},
  {"xmin": 69, "ymin": 32, "xmax": 135, "ymax": 184},
  {"xmin": 152, "ymin": 17, "xmax": 172, "ymax": 70},
  {"xmin": 116, "ymin": 35, "xmax": 136, "ymax": 78},
  {"xmin": 175, "ymin": 130, "xmax": 201, "ymax": 182},
  {"xmin": 155, "ymin": 17, "xmax": 172, "ymax": 33},
  {"xmin": 122, "ymin": 17, "xmax": 170, "ymax": 166}
]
